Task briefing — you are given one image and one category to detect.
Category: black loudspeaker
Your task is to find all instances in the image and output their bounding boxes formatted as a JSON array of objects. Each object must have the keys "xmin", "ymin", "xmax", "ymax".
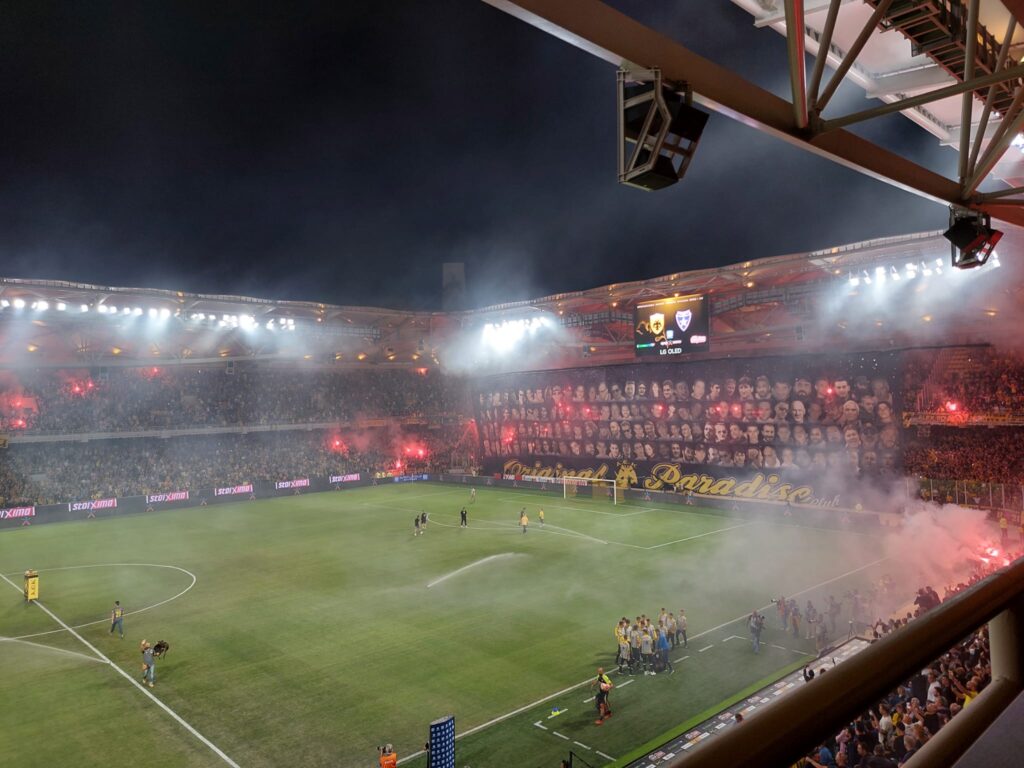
[
  {"xmin": 620, "ymin": 83, "xmax": 709, "ymax": 191},
  {"xmin": 944, "ymin": 212, "xmax": 1002, "ymax": 269}
]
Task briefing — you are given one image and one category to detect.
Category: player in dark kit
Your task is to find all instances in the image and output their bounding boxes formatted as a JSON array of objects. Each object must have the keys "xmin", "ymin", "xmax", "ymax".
[
  {"xmin": 413, "ymin": 515, "xmax": 421, "ymax": 536},
  {"xmin": 460, "ymin": 507, "xmax": 468, "ymax": 527}
]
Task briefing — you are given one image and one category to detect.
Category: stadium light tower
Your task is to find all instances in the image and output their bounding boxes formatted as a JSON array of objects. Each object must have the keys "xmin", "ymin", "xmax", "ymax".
[{"xmin": 617, "ymin": 68, "xmax": 708, "ymax": 191}]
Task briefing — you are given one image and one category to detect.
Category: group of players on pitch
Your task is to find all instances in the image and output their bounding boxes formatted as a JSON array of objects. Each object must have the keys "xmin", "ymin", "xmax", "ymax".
[
  {"xmin": 614, "ymin": 609, "xmax": 688, "ymax": 677},
  {"xmin": 411, "ymin": 488, "xmax": 548, "ymax": 535}
]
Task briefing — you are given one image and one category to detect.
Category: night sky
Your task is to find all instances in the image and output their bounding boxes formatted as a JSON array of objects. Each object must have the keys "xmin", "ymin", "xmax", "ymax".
[{"xmin": 0, "ymin": 1, "xmax": 956, "ymax": 310}]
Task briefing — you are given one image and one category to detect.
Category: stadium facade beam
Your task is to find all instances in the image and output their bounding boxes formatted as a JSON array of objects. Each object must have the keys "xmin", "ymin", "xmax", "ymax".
[
  {"xmin": 967, "ymin": 17, "xmax": 1017, "ymax": 179},
  {"xmin": 478, "ymin": 0, "xmax": 1024, "ymax": 227},
  {"xmin": 783, "ymin": 0, "xmax": 808, "ymax": 130},
  {"xmin": 754, "ymin": 0, "xmax": 851, "ymax": 28},
  {"xmin": 807, "ymin": 0, "xmax": 842, "ymax": 108},
  {"xmin": 821, "ymin": 62, "xmax": 1024, "ymax": 133},
  {"xmin": 958, "ymin": 0, "xmax": 980, "ymax": 185},
  {"xmin": 813, "ymin": 0, "xmax": 894, "ymax": 114}
]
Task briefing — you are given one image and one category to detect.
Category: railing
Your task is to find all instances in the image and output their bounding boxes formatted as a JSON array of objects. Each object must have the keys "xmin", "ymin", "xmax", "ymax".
[{"xmin": 671, "ymin": 558, "xmax": 1024, "ymax": 767}]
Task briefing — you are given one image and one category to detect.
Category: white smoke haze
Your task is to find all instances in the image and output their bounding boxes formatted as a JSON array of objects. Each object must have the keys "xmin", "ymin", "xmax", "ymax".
[{"xmin": 438, "ymin": 315, "xmax": 572, "ymax": 377}]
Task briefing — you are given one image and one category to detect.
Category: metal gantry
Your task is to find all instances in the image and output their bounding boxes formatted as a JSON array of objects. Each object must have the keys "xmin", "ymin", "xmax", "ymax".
[{"xmin": 481, "ymin": 0, "xmax": 1024, "ymax": 225}]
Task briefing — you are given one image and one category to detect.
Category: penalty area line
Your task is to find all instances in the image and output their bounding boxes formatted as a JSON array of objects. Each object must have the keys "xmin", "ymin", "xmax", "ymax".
[{"xmin": 0, "ymin": 573, "xmax": 240, "ymax": 768}]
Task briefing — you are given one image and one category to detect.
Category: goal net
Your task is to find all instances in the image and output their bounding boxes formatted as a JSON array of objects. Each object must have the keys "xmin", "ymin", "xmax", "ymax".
[{"xmin": 563, "ymin": 476, "xmax": 618, "ymax": 504}]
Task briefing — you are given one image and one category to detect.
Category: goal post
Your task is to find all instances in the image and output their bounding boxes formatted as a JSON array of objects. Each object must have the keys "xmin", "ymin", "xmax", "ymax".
[{"xmin": 563, "ymin": 476, "xmax": 619, "ymax": 504}]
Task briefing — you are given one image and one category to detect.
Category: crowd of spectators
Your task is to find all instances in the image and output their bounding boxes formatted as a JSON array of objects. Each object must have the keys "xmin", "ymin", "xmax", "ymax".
[
  {"xmin": 0, "ymin": 365, "xmax": 466, "ymax": 434},
  {"xmin": 0, "ymin": 428, "xmax": 457, "ymax": 507},
  {"xmin": 903, "ymin": 428, "xmax": 1024, "ymax": 485},
  {"xmin": 476, "ymin": 360, "xmax": 901, "ymax": 479},
  {"xmin": 801, "ymin": 564, "xmax": 1005, "ymax": 768},
  {"xmin": 907, "ymin": 347, "xmax": 1024, "ymax": 417}
]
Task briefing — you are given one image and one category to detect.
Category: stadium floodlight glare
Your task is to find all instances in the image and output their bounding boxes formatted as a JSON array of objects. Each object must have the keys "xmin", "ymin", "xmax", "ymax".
[
  {"xmin": 874, "ymin": 266, "xmax": 886, "ymax": 284},
  {"xmin": 992, "ymin": 251, "xmax": 1002, "ymax": 268},
  {"xmin": 80, "ymin": 304, "xmax": 89, "ymax": 312},
  {"xmin": 56, "ymin": 302, "xmax": 66, "ymax": 311},
  {"xmin": 905, "ymin": 263, "xmax": 918, "ymax": 280},
  {"xmin": 34, "ymin": 300, "xmax": 49, "ymax": 311},
  {"xmin": 861, "ymin": 270, "xmax": 871, "ymax": 285},
  {"xmin": 13, "ymin": 298, "xmax": 26, "ymax": 309},
  {"xmin": 889, "ymin": 266, "xmax": 900, "ymax": 281},
  {"xmin": 122, "ymin": 306, "xmax": 132, "ymax": 315},
  {"xmin": 159, "ymin": 308, "xmax": 171, "ymax": 320},
  {"xmin": 1, "ymin": 299, "xmax": 10, "ymax": 308},
  {"xmin": 97, "ymin": 304, "xmax": 108, "ymax": 314},
  {"xmin": 921, "ymin": 261, "xmax": 932, "ymax": 277},
  {"xmin": 131, "ymin": 307, "xmax": 142, "ymax": 316},
  {"xmin": 481, "ymin": 316, "xmax": 551, "ymax": 353},
  {"xmin": 149, "ymin": 308, "xmax": 159, "ymax": 318},
  {"xmin": 848, "ymin": 272, "xmax": 859, "ymax": 287}
]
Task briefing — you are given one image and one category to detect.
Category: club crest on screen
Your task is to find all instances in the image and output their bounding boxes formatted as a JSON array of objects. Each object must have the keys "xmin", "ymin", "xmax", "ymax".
[
  {"xmin": 675, "ymin": 309, "xmax": 692, "ymax": 332},
  {"xmin": 649, "ymin": 312, "xmax": 665, "ymax": 336}
]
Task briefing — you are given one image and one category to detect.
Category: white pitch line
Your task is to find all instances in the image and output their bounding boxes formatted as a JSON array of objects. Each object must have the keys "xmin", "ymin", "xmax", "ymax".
[
  {"xmin": 698, "ymin": 644, "xmax": 714, "ymax": 653},
  {"xmin": 617, "ymin": 678, "xmax": 635, "ymax": 688},
  {"xmin": 573, "ymin": 741, "xmax": 591, "ymax": 749},
  {"xmin": 534, "ymin": 721, "xmax": 547, "ymax": 730},
  {"xmin": 426, "ymin": 553, "xmax": 520, "ymax": 588},
  {"xmin": 673, "ymin": 655, "xmax": 691, "ymax": 663},
  {"xmin": 642, "ymin": 521, "xmax": 754, "ymax": 550},
  {"xmin": 553, "ymin": 731, "xmax": 570, "ymax": 741},
  {"xmin": 0, "ymin": 635, "xmax": 110, "ymax": 664},
  {"xmin": 723, "ymin": 635, "xmax": 745, "ymax": 642},
  {"xmin": 7, "ymin": 563, "xmax": 198, "ymax": 641},
  {"xmin": 400, "ymin": 553, "xmax": 888, "ymax": 764},
  {"xmin": 596, "ymin": 750, "xmax": 616, "ymax": 761},
  {"xmin": 0, "ymin": 573, "xmax": 240, "ymax": 768}
]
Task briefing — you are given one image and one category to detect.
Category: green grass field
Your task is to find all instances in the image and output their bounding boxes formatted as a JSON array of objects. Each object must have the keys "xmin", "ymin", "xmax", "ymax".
[{"xmin": 0, "ymin": 483, "xmax": 884, "ymax": 767}]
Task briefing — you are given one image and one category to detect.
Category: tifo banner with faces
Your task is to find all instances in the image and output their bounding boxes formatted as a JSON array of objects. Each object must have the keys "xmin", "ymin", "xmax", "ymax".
[{"xmin": 475, "ymin": 354, "xmax": 902, "ymax": 486}]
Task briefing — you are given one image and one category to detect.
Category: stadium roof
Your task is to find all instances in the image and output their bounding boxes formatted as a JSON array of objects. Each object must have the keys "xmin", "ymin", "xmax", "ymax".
[{"xmin": 2, "ymin": 225, "xmax": 1019, "ymax": 369}]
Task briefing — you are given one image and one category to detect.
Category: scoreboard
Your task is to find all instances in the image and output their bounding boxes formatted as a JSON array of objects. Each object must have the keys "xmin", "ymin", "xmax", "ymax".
[{"xmin": 634, "ymin": 294, "xmax": 709, "ymax": 357}]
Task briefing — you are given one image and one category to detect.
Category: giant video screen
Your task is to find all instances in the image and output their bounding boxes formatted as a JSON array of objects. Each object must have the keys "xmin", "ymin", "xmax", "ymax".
[{"xmin": 634, "ymin": 294, "xmax": 709, "ymax": 357}]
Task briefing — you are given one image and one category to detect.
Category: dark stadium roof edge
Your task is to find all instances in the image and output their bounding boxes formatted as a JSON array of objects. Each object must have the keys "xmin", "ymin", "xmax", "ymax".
[{"xmin": 0, "ymin": 228, "xmax": 1020, "ymax": 369}]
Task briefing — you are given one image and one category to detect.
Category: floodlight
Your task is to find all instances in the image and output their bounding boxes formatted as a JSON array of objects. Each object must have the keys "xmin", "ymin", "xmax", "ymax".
[
  {"xmin": 921, "ymin": 261, "xmax": 932, "ymax": 276},
  {"xmin": 848, "ymin": 272, "xmax": 859, "ymax": 287},
  {"xmin": 905, "ymin": 263, "xmax": 918, "ymax": 280},
  {"xmin": 132, "ymin": 307, "xmax": 143, "ymax": 316},
  {"xmin": 874, "ymin": 266, "xmax": 886, "ymax": 284},
  {"xmin": 159, "ymin": 308, "xmax": 171, "ymax": 319},
  {"xmin": 35, "ymin": 300, "xmax": 49, "ymax": 311},
  {"xmin": 889, "ymin": 266, "xmax": 900, "ymax": 281},
  {"xmin": 56, "ymin": 302, "xmax": 66, "ymax": 311},
  {"xmin": 944, "ymin": 209, "xmax": 1002, "ymax": 269},
  {"xmin": 149, "ymin": 308, "xmax": 159, "ymax": 318},
  {"xmin": 13, "ymin": 298, "xmax": 25, "ymax": 309},
  {"xmin": 861, "ymin": 270, "xmax": 871, "ymax": 285},
  {"xmin": 80, "ymin": 304, "xmax": 89, "ymax": 312},
  {"xmin": 0, "ymin": 299, "xmax": 9, "ymax": 308}
]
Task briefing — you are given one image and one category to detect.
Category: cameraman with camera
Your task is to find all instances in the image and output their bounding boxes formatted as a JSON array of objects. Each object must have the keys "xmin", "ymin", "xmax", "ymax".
[{"xmin": 377, "ymin": 743, "xmax": 397, "ymax": 768}]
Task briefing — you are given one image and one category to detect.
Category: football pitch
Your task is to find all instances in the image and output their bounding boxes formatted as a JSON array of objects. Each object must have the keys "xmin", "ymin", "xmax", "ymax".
[{"xmin": 0, "ymin": 483, "xmax": 884, "ymax": 767}]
